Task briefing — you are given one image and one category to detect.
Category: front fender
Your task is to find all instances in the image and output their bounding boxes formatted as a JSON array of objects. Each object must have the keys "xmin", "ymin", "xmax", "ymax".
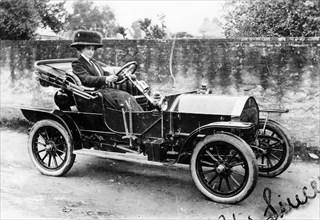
[
  {"xmin": 180, "ymin": 121, "xmax": 254, "ymax": 155},
  {"xmin": 21, "ymin": 107, "xmax": 82, "ymax": 150}
]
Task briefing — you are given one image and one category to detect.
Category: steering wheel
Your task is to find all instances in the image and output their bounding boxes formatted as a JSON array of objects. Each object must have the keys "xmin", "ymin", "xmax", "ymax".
[{"xmin": 114, "ymin": 61, "xmax": 138, "ymax": 85}]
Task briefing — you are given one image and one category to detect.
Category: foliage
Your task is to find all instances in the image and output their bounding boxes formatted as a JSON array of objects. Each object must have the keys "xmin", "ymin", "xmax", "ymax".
[
  {"xmin": 198, "ymin": 18, "xmax": 224, "ymax": 38},
  {"xmin": 223, "ymin": 0, "xmax": 320, "ymax": 37},
  {"xmin": 175, "ymin": 32, "xmax": 194, "ymax": 38},
  {"xmin": 64, "ymin": 0, "xmax": 118, "ymax": 38},
  {"xmin": 131, "ymin": 20, "xmax": 143, "ymax": 39},
  {"xmin": 138, "ymin": 14, "xmax": 167, "ymax": 39},
  {"xmin": 36, "ymin": 0, "xmax": 66, "ymax": 33},
  {"xmin": 132, "ymin": 17, "xmax": 193, "ymax": 39},
  {"xmin": 117, "ymin": 26, "xmax": 127, "ymax": 39},
  {"xmin": 0, "ymin": 0, "xmax": 37, "ymax": 40},
  {"xmin": 0, "ymin": 0, "xmax": 66, "ymax": 40}
]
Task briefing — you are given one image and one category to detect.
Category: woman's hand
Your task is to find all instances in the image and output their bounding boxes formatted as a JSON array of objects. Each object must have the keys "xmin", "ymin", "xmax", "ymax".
[
  {"xmin": 101, "ymin": 66, "xmax": 121, "ymax": 75},
  {"xmin": 105, "ymin": 75, "xmax": 118, "ymax": 83}
]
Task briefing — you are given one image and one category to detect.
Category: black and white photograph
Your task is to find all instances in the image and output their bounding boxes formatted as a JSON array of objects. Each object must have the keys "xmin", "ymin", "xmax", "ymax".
[{"xmin": 1, "ymin": 0, "xmax": 319, "ymax": 219}]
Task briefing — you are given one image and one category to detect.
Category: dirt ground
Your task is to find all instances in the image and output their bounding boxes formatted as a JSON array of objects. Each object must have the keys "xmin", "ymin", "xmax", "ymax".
[{"xmin": 1, "ymin": 128, "xmax": 319, "ymax": 220}]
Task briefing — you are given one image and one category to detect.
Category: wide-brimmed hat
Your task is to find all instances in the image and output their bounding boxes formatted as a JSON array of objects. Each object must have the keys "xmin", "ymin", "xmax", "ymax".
[{"xmin": 70, "ymin": 30, "xmax": 103, "ymax": 48}]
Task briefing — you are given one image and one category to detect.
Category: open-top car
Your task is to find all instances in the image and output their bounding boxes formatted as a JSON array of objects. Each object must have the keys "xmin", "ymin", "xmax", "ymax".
[{"xmin": 20, "ymin": 58, "xmax": 294, "ymax": 204}]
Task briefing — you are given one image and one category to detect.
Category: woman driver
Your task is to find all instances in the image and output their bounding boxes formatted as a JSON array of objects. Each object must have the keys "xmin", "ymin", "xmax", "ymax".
[{"xmin": 71, "ymin": 30, "xmax": 143, "ymax": 112}]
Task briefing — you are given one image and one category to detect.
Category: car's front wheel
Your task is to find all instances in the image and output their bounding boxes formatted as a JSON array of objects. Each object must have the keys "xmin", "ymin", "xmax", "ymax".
[
  {"xmin": 28, "ymin": 119, "xmax": 76, "ymax": 176},
  {"xmin": 190, "ymin": 133, "xmax": 258, "ymax": 204}
]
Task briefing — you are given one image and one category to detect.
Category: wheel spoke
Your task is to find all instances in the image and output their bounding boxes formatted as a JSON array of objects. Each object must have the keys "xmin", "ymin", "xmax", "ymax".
[
  {"xmin": 39, "ymin": 134, "xmax": 48, "ymax": 142},
  {"xmin": 53, "ymin": 154, "xmax": 58, "ymax": 167},
  {"xmin": 36, "ymin": 141, "xmax": 46, "ymax": 146},
  {"xmin": 223, "ymin": 148, "xmax": 229, "ymax": 161},
  {"xmin": 271, "ymin": 148, "xmax": 284, "ymax": 152},
  {"xmin": 261, "ymin": 155, "xmax": 265, "ymax": 164},
  {"xmin": 229, "ymin": 161, "xmax": 244, "ymax": 167},
  {"xmin": 208, "ymin": 173, "xmax": 219, "ymax": 185},
  {"xmin": 206, "ymin": 150, "xmax": 219, "ymax": 163},
  {"xmin": 201, "ymin": 168, "xmax": 216, "ymax": 175},
  {"xmin": 214, "ymin": 145, "xmax": 223, "ymax": 160},
  {"xmin": 271, "ymin": 132, "xmax": 275, "ymax": 137},
  {"xmin": 269, "ymin": 152, "xmax": 280, "ymax": 161},
  {"xmin": 55, "ymin": 143, "xmax": 64, "ymax": 148},
  {"xmin": 229, "ymin": 174, "xmax": 240, "ymax": 187},
  {"xmin": 57, "ymin": 153, "xmax": 64, "ymax": 162},
  {"xmin": 53, "ymin": 135, "xmax": 64, "ymax": 145},
  {"xmin": 218, "ymin": 176, "xmax": 223, "ymax": 191},
  {"xmin": 44, "ymin": 129, "xmax": 50, "ymax": 141},
  {"xmin": 48, "ymin": 154, "xmax": 52, "ymax": 167},
  {"xmin": 227, "ymin": 151, "xmax": 237, "ymax": 163},
  {"xmin": 231, "ymin": 170, "xmax": 245, "ymax": 177},
  {"xmin": 225, "ymin": 176, "xmax": 232, "ymax": 191},
  {"xmin": 266, "ymin": 156, "xmax": 274, "ymax": 167},
  {"xmin": 56, "ymin": 148, "xmax": 65, "ymax": 154},
  {"xmin": 269, "ymin": 141, "xmax": 282, "ymax": 148},
  {"xmin": 41, "ymin": 152, "xmax": 48, "ymax": 162},
  {"xmin": 36, "ymin": 149, "xmax": 46, "ymax": 154}
]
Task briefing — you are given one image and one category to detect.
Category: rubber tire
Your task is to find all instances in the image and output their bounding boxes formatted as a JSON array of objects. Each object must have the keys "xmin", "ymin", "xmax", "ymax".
[
  {"xmin": 28, "ymin": 119, "xmax": 76, "ymax": 176},
  {"xmin": 257, "ymin": 119, "xmax": 293, "ymax": 177},
  {"xmin": 190, "ymin": 133, "xmax": 258, "ymax": 204}
]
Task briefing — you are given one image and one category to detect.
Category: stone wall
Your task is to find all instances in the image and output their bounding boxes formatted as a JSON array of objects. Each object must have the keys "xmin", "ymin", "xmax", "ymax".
[{"xmin": 0, "ymin": 38, "xmax": 319, "ymax": 146}]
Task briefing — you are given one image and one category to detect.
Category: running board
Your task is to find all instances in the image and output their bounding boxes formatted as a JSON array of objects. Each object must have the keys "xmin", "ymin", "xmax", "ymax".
[{"xmin": 73, "ymin": 148, "xmax": 163, "ymax": 166}]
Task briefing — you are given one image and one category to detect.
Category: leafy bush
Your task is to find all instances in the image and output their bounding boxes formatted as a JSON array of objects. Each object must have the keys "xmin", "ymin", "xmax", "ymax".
[
  {"xmin": 0, "ymin": 0, "xmax": 66, "ymax": 40},
  {"xmin": 223, "ymin": 0, "xmax": 320, "ymax": 37}
]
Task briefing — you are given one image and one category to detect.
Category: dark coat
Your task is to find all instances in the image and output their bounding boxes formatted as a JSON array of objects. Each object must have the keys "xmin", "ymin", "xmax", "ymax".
[
  {"xmin": 71, "ymin": 56, "xmax": 109, "ymax": 88},
  {"xmin": 71, "ymin": 56, "xmax": 143, "ymax": 111}
]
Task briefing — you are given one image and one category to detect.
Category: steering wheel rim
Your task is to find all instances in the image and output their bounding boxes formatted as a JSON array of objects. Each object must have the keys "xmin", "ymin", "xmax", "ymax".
[{"xmin": 114, "ymin": 61, "xmax": 138, "ymax": 85}]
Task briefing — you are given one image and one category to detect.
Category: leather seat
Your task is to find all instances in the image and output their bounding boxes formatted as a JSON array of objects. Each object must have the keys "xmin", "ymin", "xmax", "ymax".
[
  {"xmin": 66, "ymin": 71, "xmax": 96, "ymax": 91},
  {"xmin": 65, "ymin": 71, "xmax": 148, "ymax": 109}
]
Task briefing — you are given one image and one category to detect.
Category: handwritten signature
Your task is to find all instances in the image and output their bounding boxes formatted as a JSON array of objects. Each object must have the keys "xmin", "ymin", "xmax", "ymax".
[{"xmin": 217, "ymin": 176, "xmax": 320, "ymax": 220}]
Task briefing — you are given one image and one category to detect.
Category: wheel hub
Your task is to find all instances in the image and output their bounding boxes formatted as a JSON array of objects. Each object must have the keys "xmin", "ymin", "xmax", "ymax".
[
  {"xmin": 258, "ymin": 141, "xmax": 269, "ymax": 155},
  {"xmin": 216, "ymin": 164, "xmax": 226, "ymax": 174},
  {"xmin": 45, "ymin": 142, "xmax": 55, "ymax": 152}
]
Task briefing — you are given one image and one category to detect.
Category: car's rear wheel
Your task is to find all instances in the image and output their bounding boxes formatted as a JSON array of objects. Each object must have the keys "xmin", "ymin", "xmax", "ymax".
[
  {"xmin": 190, "ymin": 133, "xmax": 258, "ymax": 204},
  {"xmin": 256, "ymin": 119, "xmax": 293, "ymax": 177},
  {"xmin": 28, "ymin": 119, "xmax": 75, "ymax": 176}
]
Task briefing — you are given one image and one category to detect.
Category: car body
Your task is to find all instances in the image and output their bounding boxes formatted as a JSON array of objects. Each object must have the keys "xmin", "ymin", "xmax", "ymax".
[{"xmin": 21, "ymin": 58, "xmax": 294, "ymax": 204}]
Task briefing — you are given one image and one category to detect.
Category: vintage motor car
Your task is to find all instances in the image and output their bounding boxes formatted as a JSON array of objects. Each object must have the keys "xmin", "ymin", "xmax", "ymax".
[{"xmin": 20, "ymin": 58, "xmax": 294, "ymax": 204}]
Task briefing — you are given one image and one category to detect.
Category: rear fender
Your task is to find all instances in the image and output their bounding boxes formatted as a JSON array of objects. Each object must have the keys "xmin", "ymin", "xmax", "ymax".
[
  {"xmin": 21, "ymin": 108, "xmax": 82, "ymax": 150},
  {"xmin": 180, "ymin": 121, "xmax": 254, "ymax": 154},
  {"xmin": 260, "ymin": 109, "xmax": 289, "ymax": 114}
]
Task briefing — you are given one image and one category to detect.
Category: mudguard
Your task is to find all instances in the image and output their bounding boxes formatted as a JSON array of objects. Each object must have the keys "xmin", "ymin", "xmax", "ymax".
[
  {"xmin": 260, "ymin": 109, "xmax": 289, "ymax": 114},
  {"xmin": 20, "ymin": 107, "xmax": 82, "ymax": 150},
  {"xmin": 180, "ymin": 121, "xmax": 255, "ymax": 156}
]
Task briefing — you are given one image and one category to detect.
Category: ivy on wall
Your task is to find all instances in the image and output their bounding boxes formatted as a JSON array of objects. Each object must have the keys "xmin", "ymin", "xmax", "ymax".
[
  {"xmin": 1, "ymin": 38, "xmax": 319, "ymax": 146},
  {"xmin": 1, "ymin": 38, "xmax": 319, "ymax": 94}
]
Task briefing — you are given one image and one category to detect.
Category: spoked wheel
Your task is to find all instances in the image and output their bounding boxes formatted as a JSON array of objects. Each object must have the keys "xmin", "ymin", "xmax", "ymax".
[
  {"xmin": 190, "ymin": 133, "xmax": 258, "ymax": 204},
  {"xmin": 255, "ymin": 119, "xmax": 293, "ymax": 177},
  {"xmin": 28, "ymin": 119, "xmax": 76, "ymax": 176}
]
